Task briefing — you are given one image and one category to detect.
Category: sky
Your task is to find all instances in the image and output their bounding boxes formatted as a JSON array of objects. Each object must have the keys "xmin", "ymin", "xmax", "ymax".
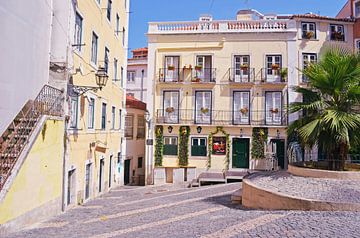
[{"xmin": 128, "ymin": 0, "xmax": 348, "ymax": 53}]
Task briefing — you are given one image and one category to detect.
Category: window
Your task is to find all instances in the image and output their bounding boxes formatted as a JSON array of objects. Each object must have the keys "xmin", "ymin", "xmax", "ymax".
[
  {"xmin": 163, "ymin": 91, "xmax": 179, "ymax": 124},
  {"xmin": 138, "ymin": 157, "xmax": 143, "ymax": 168},
  {"xmin": 163, "ymin": 137, "xmax": 178, "ymax": 156},
  {"xmin": 301, "ymin": 22, "xmax": 316, "ymax": 39},
  {"xmin": 163, "ymin": 56, "xmax": 180, "ymax": 82},
  {"xmin": 88, "ymin": 98, "xmax": 95, "ymax": 129},
  {"xmin": 116, "ymin": 14, "xmax": 120, "ymax": 35},
  {"xmin": 191, "ymin": 138, "xmax": 207, "ymax": 156},
  {"xmin": 101, "ymin": 103, "xmax": 107, "ymax": 130},
  {"xmin": 91, "ymin": 32, "xmax": 98, "ymax": 64},
  {"xmin": 233, "ymin": 55, "xmax": 250, "ymax": 82},
  {"xmin": 111, "ymin": 106, "xmax": 116, "ymax": 129},
  {"xmin": 137, "ymin": 116, "xmax": 145, "ymax": 139},
  {"xmin": 233, "ymin": 91, "xmax": 250, "ymax": 125},
  {"xmin": 330, "ymin": 24, "xmax": 345, "ymax": 41},
  {"xmin": 356, "ymin": 40, "xmax": 360, "ymax": 53},
  {"xmin": 195, "ymin": 55, "xmax": 213, "ymax": 82},
  {"xmin": 70, "ymin": 96, "xmax": 78, "ymax": 128},
  {"xmin": 85, "ymin": 163, "xmax": 92, "ymax": 199},
  {"xmin": 119, "ymin": 109, "xmax": 122, "ymax": 129},
  {"xmin": 125, "ymin": 115, "xmax": 134, "ymax": 139},
  {"xmin": 265, "ymin": 55, "xmax": 282, "ymax": 82},
  {"xmin": 74, "ymin": 12, "xmax": 83, "ymax": 51},
  {"xmin": 114, "ymin": 58, "xmax": 118, "ymax": 81},
  {"xmin": 121, "ymin": 66, "xmax": 124, "ymax": 87},
  {"xmin": 355, "ymin": 1, "xmax": 360, "ymax": 18},
  {"xmin": 104, "ymin": 47, "xmax": 110, "ymax": 73},
  {"xmin": 122, "ymin": 27, "xmax": 126, "ymax": 47},
  {"xmin": 302, "ymin": 53, "xmax": 317, "ymax": 82},
  {"xmin": 106, "ymin": 0, "xmax": 112, "ymax": 21},
  {"xmin": 127, "ymin": 71, "xmax": 135, "ymax": 83},
  {"xmin": 265, "ymin": 92, "xmax": 282, "ymax": 125},
  {"xmin": 195, "ymin": 91, "xmax": 212, "ymax": 124}
]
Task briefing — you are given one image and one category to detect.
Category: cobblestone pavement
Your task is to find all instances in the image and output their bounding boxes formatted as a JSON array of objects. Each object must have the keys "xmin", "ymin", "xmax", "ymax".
[
  {"xmin": 6, "ymin": 183, "xmax": 360, "ymax": 238},
  {"xmin": 248, "ymin": 171, "xmax": 360, "ymax": 203}
]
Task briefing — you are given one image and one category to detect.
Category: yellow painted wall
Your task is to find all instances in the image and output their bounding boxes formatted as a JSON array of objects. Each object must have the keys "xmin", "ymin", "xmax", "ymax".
[{"xmin": 0, "ymin": 119, "xmax": 64, "ymax": 224}]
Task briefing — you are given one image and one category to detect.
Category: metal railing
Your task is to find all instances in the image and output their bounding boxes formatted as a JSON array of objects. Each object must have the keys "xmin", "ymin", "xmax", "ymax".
[
  {"xmin": 228, "ymin": 68, "xmax": 255, "ymax": 83},
  {"xmin": 261, "ymin": 68, "xmax": 286, "ymax": 83},
  {"xmin": 0, "ymin": 85, "xmax": 64, "ymax": 190},
  {"xmin": 156, "ymin": 109, "xmax": 287, "ymax": 126},
  {"xmin": 191, "ymin": 68, "xmax": 216, "ymax": 83},
  {"xmin": 159, "ymin": 68, "xmax": 181, "ymax": 82}
]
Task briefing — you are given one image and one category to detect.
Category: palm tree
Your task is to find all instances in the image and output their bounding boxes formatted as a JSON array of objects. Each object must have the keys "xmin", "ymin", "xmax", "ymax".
[{"xmin": 288, "ymin": 47, "xmax": 360, "ymax": 170}]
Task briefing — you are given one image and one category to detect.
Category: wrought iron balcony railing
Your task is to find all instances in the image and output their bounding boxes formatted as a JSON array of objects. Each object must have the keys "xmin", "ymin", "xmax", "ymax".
[
  {"xmin": 260, "ymin": 68, "xmax": 286, "ymax": 83},
  {"xmin": 156, "ymin": 109, "xmax": 287, "ymax": 126},
  {"xmin": 191, "ymin": 68, "xmax": 216, "ymax": 83},
  {"xmin": 159, "ymin": 68, "xmax": 181, "ymax": 82},
  {"xmin": 228, "ymin": 68, "xmax": 255, "ymax": 83}
]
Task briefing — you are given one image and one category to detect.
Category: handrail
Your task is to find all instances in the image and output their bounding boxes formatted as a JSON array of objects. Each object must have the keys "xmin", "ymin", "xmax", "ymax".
[{"xmin": 0, "ymin": 85, "xmax": 63, "ymax": 190}]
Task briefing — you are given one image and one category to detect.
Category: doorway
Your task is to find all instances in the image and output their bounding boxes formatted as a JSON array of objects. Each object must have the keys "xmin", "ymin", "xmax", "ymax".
[
  {"xmin": 232, "ymin": 138, "xmax": 250, "ymax": 169},
  {"xmin": 67, "ymin": 169, "xmax": 76, "ymax": 205},
  {"xmin": 272, "ymin": 139, "xmax": 285, "ymax": 169},
  {"xmin": 124, "ymin": 159, "xmax": 131, "ymax": 185},
  {"xmin": 99, "ymin": 158, "xmax": 104, "ymax": 192},
  {"xmin": 85, "ymin": 163, "xmax": 91, "ymax": 200}
]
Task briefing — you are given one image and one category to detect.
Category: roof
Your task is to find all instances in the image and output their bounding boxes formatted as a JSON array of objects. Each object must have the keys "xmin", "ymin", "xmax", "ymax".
[
  {"xmin": 289, "ymin": 14, "xmax": 355, "ymax": 23},
  {"xmin": 126, "ymin": 95, "xmax": 146, "ymax": 111},
  {"xmin": 132, "ymin": 47, "xmax": 148, "ymax": 52}
]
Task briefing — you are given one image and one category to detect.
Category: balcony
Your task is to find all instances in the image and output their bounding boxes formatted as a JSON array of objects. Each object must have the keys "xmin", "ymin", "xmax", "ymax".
[
  {"xmin": 191, "ymin": 68, "xmax": 216, "ymax": 83},
  {"xmin": 261, "ymin": 68, "xmax": 286, "ymax": 83},
  {"xmin": 228, "ymin": 68, "xmax": 255, "ymax": 83},
  {"xmin": 156, "ymin": 109, "xmax": 287, "ymax": 126},
  {"xmin": 159, "ymin": 68, "xmax": 181, "ymax": 82},
  {"xmin": 148, "ymin": 20, "xmax": 297, "ymax": 35}
]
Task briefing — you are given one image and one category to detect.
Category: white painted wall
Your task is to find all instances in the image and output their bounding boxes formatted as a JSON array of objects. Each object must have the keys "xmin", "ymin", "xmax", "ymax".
[
  {"xmin": 0, "ymin": 0, "xmax": 53, "ymax": 134},
  {"xmin": 127, "ymin": 59, "xmax": 148, "ymax": 102}
]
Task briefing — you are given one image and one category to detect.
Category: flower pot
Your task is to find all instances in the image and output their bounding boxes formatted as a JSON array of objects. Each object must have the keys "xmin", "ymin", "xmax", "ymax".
[
  {"xmin": 270, "ymin": 108, "xmax": 279, "ymax": 114},
  {"xmin": 195, "ymin": 65, "xmax": 202, "ymax": 71},
  {"xmin": 240, "ymin": 108, "xmax": 248, "ymax": 114},
  {"xmin": 201, "ymin": 107, "xmax": 209, "ymax": 114},
  {"xmin": 271, "ymin": 64, "xmax": 280, "ymax": 70},
  {"xmin": 167, "ymin": 65, "xmax": 175, "ymax": 71},
  {"xmin": 166, "ymin": 107, "xmax": 175, "ymax": 113},
  {"xmin": 240, "ymin": 65, "xmax": 249, "ymax": 70},
  {"xmin": 305, "ymin": 31, "xmax": 314, "ymax": 39}
]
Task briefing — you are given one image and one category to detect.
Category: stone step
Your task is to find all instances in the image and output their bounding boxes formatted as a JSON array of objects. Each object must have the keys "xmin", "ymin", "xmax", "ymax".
[{"xmin": 231, "ymin": 189, "xmax": 242, "ymax": 204}]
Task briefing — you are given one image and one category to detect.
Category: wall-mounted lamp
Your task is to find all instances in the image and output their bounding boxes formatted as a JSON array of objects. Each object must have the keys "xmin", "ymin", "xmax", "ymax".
[
  {"xmin": 240, "ymin": 128, "xmax": 243, "ymax": 138},
  {"xmin": 168, "ymin": 126, "xmax": 173, "ymax": 133},
  {"xmin": 71, "ymin": 67, "xmax": 109, "ymax": 95},
  {"xmin": 276, "ymin": 129, "xmax": 280, "ymax": 139},
  {"xmin": 196, "ymin": 126, "xmax": 202, "ymax": 134}
]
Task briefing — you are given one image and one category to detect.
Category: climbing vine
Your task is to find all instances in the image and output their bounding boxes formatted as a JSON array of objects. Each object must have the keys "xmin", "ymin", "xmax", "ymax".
[
  {"xmin": 251, "ymin": 127, "xmax": 268, "ymax": 159},
  {"xmin": 178, "ymin": 126, "xmax": 190, "ymax": 166},
  {"xmin": 155, "ymin": 125, "xmax": 164, "ymax": 166},
  {"xmin": 207, "ymin": 126, "xmax": 231, "ymax": 171}
]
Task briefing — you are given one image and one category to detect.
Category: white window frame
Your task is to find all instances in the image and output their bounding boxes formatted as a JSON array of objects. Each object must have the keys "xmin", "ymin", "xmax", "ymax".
[
  {"xmin": 356, "ymin": 39, "xmax": 360, "ymax": 53},
  {"xmin": 127, "ymin": 71, "xmax": 136, "ymax": 83},
  {"xmin": 114, "ymin": 58, "xmax": 118, "ymax": 81},
  {"xmin": 70, "ymin": 96, "xmax": 79, "ymax": 129},
  {"xmin": 354, "ymin": 0, "xmax": 360, "ymax": 18},
  {"xmin": 104, "ymin": 47, "xmax": 110, "ymax": 73},
  {"xmin": 87, "ymin": 97, "xmax": 95, "ymax": 130},
  {"xmin": 329, "ymin": 24, "xmax": 345, "ymax": 41},
  {"xmin": 164, "ymin": 136, "xmax": 178, "ymax": 145},
  {"xmin": 91, "ymin": 31, "xmax": 98, "ymax": 65},
  {"xmin": 301, "ymin": 22, "xmax": 316, "ymax": 40},
  {"xmin": 74, "ymin": 12, "xmax": 83, "ymax": 52},
  {"xmin": 84, "ymin": 162, "xmax": 93, "ymax": 201},
  {"xmin": 111, "ymin": 106, "xmax": 116, "ymax": 130}
]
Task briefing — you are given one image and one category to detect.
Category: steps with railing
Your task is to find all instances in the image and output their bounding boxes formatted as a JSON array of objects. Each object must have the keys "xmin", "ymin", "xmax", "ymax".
[{"xmin": 0, "ymin": 85, "xmax": 64, "ymax": 191}]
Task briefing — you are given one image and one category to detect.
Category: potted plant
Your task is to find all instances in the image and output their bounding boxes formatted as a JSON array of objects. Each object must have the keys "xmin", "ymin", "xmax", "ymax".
[
  {"xmin": 195, "ymin": 65, "xmax": 202, "ymax": 71},
  {"xmin": 305, "ymin": 31, "xmax": 314, "ymax": 39},
  {"xmin": 165, "ymin": 107, "xmax": 175, "ymax": 113},
  {"xmin": 280, "ymin": 68, "xmax": 288, "ymax": 82},
  {"xmin": 270, "ymin": 108, "xmax": 279, "ymax": 114},
  {"xmin": 271, "ymin": 64, "xmax": 280, "ymax": 70},
  {"xmin": 192, "ymin": 77, "xmax": 201, "ymax": 82},
  {"xmin": 167, "ymin": 65, "xmax": 175, "ymax": 70},
  {"xmin": 201, "ymin": 107, "xmax": 209, "ymax": 114},
  {"xmin": 240, "ymin": 107, "xmax": 248, "ymax": 115},
  {"xmin": 333, "ymin": 31, "xmax": 344, "ymax": 41},
  {"xmin": 240, "ymin": 64, "xmax": 249, "ymax": 70}
]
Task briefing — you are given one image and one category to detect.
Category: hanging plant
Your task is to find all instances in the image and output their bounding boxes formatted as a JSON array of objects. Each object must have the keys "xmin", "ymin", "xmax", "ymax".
[
  {"xmin": 155, "ymin": 125, "xmax": 164, "ymax": 166},
  {"xmin": 165, "ymin": 107, "xmax": 175, "ymax": 113},
  {"xmin": 207, "ymin": 126, "xmax": 230, "ymax": 171},
  {"xmin": 178, "ymin": 126, "xmax": 190, "ymax": 166},
  {"xmin": 201, "ymin": 107, "xmax": 209, "ymax": 114},
  {"xmin": 251, "ymin": 127, "xmax": 268, "ymax": 160}
]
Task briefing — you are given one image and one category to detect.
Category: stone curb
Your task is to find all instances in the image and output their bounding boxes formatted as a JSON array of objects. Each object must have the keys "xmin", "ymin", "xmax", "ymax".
[
  {"xmin": 242, "ymin": 178, "xmax": 360, "ymax": 211},
  {"xmin": 288, "ymin": 164, "xmax": 360, "ymax": 180}
]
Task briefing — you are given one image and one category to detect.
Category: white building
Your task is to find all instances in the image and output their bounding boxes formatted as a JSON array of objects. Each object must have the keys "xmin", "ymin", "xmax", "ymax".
[{"xmin": 126, "ymin": 48, "xmax": 148, "ymax": 101}]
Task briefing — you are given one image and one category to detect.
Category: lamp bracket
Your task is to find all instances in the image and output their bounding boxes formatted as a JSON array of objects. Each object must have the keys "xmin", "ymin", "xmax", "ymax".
[{"xmin": 72, "ymin": 85, "xmax": 100, "ymax": 96}]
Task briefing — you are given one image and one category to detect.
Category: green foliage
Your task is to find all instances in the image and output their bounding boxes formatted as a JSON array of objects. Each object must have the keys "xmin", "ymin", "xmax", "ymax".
[
  {"xmin": 207, "ymin": 126, "xmax": 231, "ymax": 171},
  {"xmin": 251, "ymin": 127, "xmax": 268, "ymax": 159},
  {"xmin": 154, "ymin": 125, "xmax": 164, "ymax": 167},
  {"xmin": 178, "ymin": 126, "xmax": 190, "ymax": 166},
  {"xmin": 288, "ymin": 47, "xmax": 360, "ymax": 170}
]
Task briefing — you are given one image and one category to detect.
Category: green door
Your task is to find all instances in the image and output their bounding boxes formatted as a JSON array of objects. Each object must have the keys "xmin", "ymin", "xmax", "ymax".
[
  {"xmin": 273, "ymin": 139, "xmax": 285, "ymax": 169},
  {"xmin": 232, "ymin": 138, "xmax": 249, "ymax": 168}
]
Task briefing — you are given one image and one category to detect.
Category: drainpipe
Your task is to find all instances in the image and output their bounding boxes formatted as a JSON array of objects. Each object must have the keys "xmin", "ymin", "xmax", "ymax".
[{"xmin": 140, "ymin": 69, "xmax": 144, "ymax": 101}]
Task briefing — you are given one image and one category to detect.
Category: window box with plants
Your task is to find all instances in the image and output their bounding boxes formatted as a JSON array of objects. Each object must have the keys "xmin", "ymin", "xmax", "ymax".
[
  {"xmin": 167, "ymin": 65, "xmax": 175, "ymax": 71},
  {"xmin": 165, "ymin": 107, "xmax": 175, "ymax": 113},
  {"xmin": 270, "ymin": 108, "xmax": 279, "ymax": 114},
  {"xmin": 240, "ymin": 107, "xmax": 249, "ymax": 115},
  {"xmin": 192, "ymin": 77, "xmax": 201, "ymax": 82},
  {"xmin": 200, "ymin": 107, "xmax": 209, "ymax": 114},
  {"xmin": 240, "ymin": 64, "xmax": 249, "ymax": 70},
  {"xmin": 332, "ymin": 31, "xmax": 344, "ymax": 41},
  {"xmin": 271, "ymin": 64, "xmax": 280, "ymax": 70},
  {"xmin": 195, "ymin": 65, "xmax": 202, "ymax": 71},
  {"xmin": 304, "ymin": 31, "xmax": 315, "ymax": 39}
]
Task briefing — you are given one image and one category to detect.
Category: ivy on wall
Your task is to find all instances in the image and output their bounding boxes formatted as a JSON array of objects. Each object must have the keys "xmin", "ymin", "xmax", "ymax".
[
  {"xmin": 155, "ymin": 125, "xmax": 164, "ymax": 167},
  {"xmin": 207, "ymin": 126, "xmax": 231, "ymax": 171},
  {"xmin": 251, "ymin": 127, "xmax": 268, "ymax": 159},
  {"xmin": 178, "ymin": 126, "xmax": 190, "ymax": 166}
]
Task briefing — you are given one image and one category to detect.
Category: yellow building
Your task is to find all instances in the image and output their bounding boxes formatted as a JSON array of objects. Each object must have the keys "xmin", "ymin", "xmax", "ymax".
[
  {"xmin": 66, "ymin": 0, "xmax": 129, "ymax": 207},
  {"xmin": 146, "ymin": 10, "xmax": 354, "ymax": 183}
]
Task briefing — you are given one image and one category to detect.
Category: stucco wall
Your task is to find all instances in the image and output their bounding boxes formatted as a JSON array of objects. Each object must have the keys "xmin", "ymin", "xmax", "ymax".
[
  {"xmin": 0, "ymin": 119, "xmax": 64, "ymax": 228},
  {"xmin": 0, "ymin": 0, "xmax": 53, "ymax": 134}
]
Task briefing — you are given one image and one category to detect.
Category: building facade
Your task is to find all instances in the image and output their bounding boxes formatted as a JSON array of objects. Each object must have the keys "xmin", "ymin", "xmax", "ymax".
[
  {"xmin": 65, "ymin": 0, "xmax": 129, "ymax": 208},
  {"xmin": 124, "ymin": 95, "xmax": 146, "ymax": 185},
  {"xmin": 127, "ymin": 47, "xmax": 148, "ymax": 101},
  {"xmin": 146, "ymin": 10, "xmax": 354, "ymax": 182}
]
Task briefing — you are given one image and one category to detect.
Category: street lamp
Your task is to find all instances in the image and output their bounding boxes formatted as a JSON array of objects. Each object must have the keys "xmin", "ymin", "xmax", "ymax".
[{"xmin": 71, "ymin": 67, "xmax": 109, "ymax": 95}]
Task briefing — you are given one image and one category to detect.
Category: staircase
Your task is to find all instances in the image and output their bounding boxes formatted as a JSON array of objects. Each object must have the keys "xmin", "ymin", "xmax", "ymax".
[{"xmin": 0, "ymin": 85, "xmax": 64, "ymax": 191}]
